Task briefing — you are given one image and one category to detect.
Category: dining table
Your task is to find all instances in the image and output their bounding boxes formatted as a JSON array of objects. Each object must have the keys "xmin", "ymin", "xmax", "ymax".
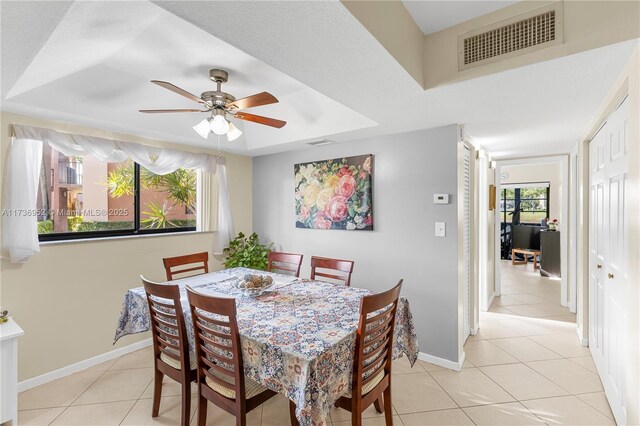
[{"xmin": 114, "ymin": 267, "xmax": 419, "ymax": 426}]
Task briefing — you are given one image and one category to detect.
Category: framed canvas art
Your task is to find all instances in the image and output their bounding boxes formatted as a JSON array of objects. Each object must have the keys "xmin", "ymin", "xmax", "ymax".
[{"xmin": 294, "ymin": 154, "xmax": 373, "ymax": 230}]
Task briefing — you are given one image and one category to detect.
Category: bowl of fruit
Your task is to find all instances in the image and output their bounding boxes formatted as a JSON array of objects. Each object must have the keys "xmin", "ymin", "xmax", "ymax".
[{"xmin": 234, "ymin": 274, "xmax": 274, "ymax": 296}]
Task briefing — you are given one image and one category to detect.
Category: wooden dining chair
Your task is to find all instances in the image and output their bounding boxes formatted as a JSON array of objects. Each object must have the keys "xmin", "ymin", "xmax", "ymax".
[
  {"xmin": 141, "ymin": 276, "xmax": 196, "ymax": 426},
  {"xmin": 186, "ymin": 286, "xmax": 277, "ymax": 426},
  {"xmin": 163, "ymin": 252, "xmax": 209, "ymax": 281},
  {"xmin": 334, "ymin": 280, "xmax": 403, "ymax": 426},
  {"xmin": 310, "ymin": 256, "xmax": 355, "ymax": 286},
  {"xmin": 267, "ymin": 251, "xmax": 304, "ymax": 277}
]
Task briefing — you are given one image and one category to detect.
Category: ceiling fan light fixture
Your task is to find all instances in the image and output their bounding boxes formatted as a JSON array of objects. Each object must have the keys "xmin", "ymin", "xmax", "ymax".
[
  {"xmin": 210, "ymin": 114, "xmax": 230, "ymax": 135},
  {"xmin": 226, "ymin": 122, "xmax": 243, "ymax": 141},
  {"xmin": 193, "ymin": 118, "xmax": 211, "ymax": 139}
]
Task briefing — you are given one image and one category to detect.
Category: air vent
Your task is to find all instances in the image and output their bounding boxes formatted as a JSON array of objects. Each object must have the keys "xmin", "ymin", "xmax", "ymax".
[
  {"xmin": 306, "ymin": 139, "xmax": 333, "ymax": 147},
  {"xmin": 458, "ymin": 3, "xmax": 563, "ymax": 70}
]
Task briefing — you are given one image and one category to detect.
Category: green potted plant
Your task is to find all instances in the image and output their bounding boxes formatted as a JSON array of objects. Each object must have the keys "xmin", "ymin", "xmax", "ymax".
[{"xmin": 223, "ymin": 232, "xmax": 273, "ymax": 270}]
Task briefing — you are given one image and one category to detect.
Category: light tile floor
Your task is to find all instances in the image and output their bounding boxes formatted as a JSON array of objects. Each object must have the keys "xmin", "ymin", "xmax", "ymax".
[{"xmin": 17, "ymin": 261, "xmax": 614, "ymax": 425}]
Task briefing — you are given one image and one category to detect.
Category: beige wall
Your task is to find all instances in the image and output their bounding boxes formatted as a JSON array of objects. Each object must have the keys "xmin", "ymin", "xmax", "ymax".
[
  {"xmin": 424, "ymin": 1, "xmax": 640, "ymax": 88},
  {"xmin": 502, "ymin": 163, "xmax": 562, "ymax": 222},
  {"xmin": 341, "ymin": 0, "xmax": 424, "ymax": 88},
  {"xmin": 577, "ymin": 47, "xmax": 639, "ymax": 426},
  {"xmin": 0, "ymin": 112, "xmax": 253, "ymax": 381},
  {"xmin": 343, "ymin": 1, "xmax": 639, "ymax": 90}
]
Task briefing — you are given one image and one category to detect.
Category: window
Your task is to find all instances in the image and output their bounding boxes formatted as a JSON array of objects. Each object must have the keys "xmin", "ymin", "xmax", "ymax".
[
  {"xmin": 37, "ymin": 145, "xmax": 196, "ymax": 241},
  {"xmin": 501, "ymin": 183, "xmax": 549, "ymax": 225}
]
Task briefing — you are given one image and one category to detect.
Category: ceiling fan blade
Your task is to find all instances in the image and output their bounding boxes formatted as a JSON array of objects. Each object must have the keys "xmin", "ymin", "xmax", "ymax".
[
  {"xmin": 139, "ymin": 109, "xmax": 207, "ymax": 113},
  {"xmin": 151, "ymin": 80, "xmax": 206, "ymax": 105},
  {"xmin": 226, "ymin": 92, "xmax": 278, "ymax": 110},
  {"xmin": 234, "ymin": 112, "xmax": 286, "ymax": 128}
]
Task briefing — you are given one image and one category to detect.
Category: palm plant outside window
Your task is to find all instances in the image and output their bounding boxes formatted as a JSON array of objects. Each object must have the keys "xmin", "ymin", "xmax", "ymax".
[{"xmin": 37, "ymin": 144, "xmax": 196, "ymax": 240}]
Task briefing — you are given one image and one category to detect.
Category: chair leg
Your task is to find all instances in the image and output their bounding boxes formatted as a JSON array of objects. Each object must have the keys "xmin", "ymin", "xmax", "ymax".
[
  {"xmin": 180, "ymin": 381, "xmax": 191, "ymax": 426},
  {"xmin": 152, "ymin": 369, "xmax": 163, "ymax": 417},
  {"xmin": 383, "ymin": 386, "xmax": 393, "ymax": 426},
  {"xmin": 197, "ymin": 394, "xmax": 207, "ymax": 426},
  {"xmin": 289, "ymin": 400, "xmax": 299, "ymax": 426},
  {"xmin": 373, "ymin": 396, "xmax": 384, "ymax": 413},
  {"xmin": 236, "ymin": 412, "xmax": 246, "ymax": 426},
  {"xmin": 352, "ymin": 410, "xmax": 362, "ymax": 426}
]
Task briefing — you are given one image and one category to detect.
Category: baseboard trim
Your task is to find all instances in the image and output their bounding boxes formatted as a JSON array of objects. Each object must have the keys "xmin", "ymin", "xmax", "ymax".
[
  {"xmin": 18, "ymin": 338, "xmax": 152, "ymax": 392},
  {"xmin": 418, "ymin": 351, "xmax": 465, "ymax": 372},
  {"xmin": 576, "ymin": 329, "xmax": 589, "ymax": 347},
  {"xmin": 487, "ymin": 291, "xmax": 497, "ymax": 310}
]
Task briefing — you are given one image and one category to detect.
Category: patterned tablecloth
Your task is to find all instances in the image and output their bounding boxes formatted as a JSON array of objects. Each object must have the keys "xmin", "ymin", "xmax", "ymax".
[{"xmin": 114, "ymin": 268, "xmax": 419, "ymax": 426}]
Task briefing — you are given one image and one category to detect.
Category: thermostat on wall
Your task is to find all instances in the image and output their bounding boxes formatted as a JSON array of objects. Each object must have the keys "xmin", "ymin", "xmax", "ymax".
[{"xmin": 433, "ymin": 194, "xmax": 449, "ymax": 204}]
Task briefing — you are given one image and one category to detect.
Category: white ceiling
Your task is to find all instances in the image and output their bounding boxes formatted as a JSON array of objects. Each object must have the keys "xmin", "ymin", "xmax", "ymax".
[
  {"xmin": 402, "ymin": 0, "xmax": 519, "ymax": 35},
  {"xmin": 1, "ymin": 1, "xmax": 638, "ymax": 159},
  {"xmin": 0, "ymin": 1, "xmax": 375, "ymax": 154}
]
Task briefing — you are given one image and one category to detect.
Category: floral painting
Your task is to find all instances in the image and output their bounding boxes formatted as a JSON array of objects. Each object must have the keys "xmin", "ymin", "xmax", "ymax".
[{"xmin": 295, "ymin": 154, "xmax": 373, "ymax": 230}]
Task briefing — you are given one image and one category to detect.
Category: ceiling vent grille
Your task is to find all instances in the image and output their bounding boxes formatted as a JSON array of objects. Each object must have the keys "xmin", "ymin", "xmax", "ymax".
[{"xmin": 458, "ymin": 3, "xmax": 563, "ymax": 70}]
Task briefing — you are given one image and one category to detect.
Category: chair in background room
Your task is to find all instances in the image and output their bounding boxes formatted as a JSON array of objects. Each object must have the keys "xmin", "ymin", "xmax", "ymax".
[
  {"xmin": 186, "ymin": 287, "xmax": 278, "ymax": 426},
  {"xmin": 267, "ymin": 251, "xmax": 304, "ymax": 277},
  {"xmin": 310, "ymin": 256, "xmax": 355, "ymax": 286},
  {"xmin": 333, "ymin": 280, "xmax": 403, "ymax": 426},
  {"xmin": 163, "ymin": 252, "xmax": 209, "ymax": 281},
  {"xmin": 142, "ymin": 276, "xmax": 196, "ymax": 426}
]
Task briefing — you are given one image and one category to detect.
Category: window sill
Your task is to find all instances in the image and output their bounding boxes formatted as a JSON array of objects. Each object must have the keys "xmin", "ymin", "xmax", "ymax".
[{"xmin": 39, "ymin": 230, "xmax": 214, "ymax": 246}]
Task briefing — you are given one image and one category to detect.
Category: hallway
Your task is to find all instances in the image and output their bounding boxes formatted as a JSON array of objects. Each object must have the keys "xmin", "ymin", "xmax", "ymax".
[
  {"xmin": 457, "ymin": 260, "xmax": 613, "ymax": 424},
  {"xmin": 490, "ymin": 260, "xmax": 575, "ymax": 323}
]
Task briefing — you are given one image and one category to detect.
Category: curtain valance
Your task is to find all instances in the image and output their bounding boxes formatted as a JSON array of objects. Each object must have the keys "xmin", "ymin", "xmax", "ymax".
[{"xmin": 12, "ymin": 125, "xmax": 222, "ymax": 173}]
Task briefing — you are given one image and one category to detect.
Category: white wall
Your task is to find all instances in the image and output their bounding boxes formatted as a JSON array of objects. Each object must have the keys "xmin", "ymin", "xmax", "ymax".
[
  {"xmin": 253, "ymin": 125, "xmax": 462, "ymax": 362},
  {"xmin": 501, "ymin": 163, "xmax": 561, "ymax": 222}
]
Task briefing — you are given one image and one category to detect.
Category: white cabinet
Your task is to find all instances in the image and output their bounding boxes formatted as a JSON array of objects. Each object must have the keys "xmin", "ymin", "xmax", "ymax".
[{"xmin": 0, "ymin": 318, "xmax": 24, "ymax": 425}]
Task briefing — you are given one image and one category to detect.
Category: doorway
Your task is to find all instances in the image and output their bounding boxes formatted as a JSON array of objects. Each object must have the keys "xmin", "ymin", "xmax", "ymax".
[{"xmin": 490, "ymin": 157, "xmax": 574, "ymax": 322}]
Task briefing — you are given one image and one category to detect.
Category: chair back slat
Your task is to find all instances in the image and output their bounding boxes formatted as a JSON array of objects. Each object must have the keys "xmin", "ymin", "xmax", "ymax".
[
  {"xmin": 267, "ymin": 252, "xmax": 303, "ymax": 277},
  {"xmin": 351, "ymin": 280, "xmax": 403, "ymax": 397},
  {"xmin": 163, "ymin": 252, "xmax": 209, "ymax": 281},
  {"xmin": 186, "ymin": 286, "xmax": 245, "ymax": 400},
  {"xmin": 310, "ymin": 256, "xmax": 355, "ymax": 286},
  {"xmin": 142, "ymin": 276, "xmax": 191, "ymax": 373}
]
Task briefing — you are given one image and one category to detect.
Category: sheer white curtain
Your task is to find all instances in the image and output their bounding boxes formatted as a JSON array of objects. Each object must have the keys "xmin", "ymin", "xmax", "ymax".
[
  {"xmin": 1, "ymin": 137, "xmax": 43, "ymax": 263},
  {"xmin": 212, "ymin": 160, "xmax": 234, "ymax": 255},
  {"xmin": 2, "ymin": 125, "xmax": 233, "ymax": 262}
]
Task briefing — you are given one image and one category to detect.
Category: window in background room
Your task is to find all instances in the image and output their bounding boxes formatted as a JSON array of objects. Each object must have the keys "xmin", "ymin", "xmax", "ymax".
[
  {"xmin": 501, "ymin": 183, "xmax": 549, "ymax": 225},
  {"xmin": 37, "ymin": 145, "xmax": 197, "ymax": 241}
]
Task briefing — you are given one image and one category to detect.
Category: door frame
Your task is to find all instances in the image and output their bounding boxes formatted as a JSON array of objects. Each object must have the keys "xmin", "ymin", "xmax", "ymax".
[{"xmin": 493, "ymin": 155, "xmax": 573, "ymax": 312}]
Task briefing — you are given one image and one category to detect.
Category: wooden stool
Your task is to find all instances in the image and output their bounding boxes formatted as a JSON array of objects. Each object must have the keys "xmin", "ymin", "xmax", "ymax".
[{"xmin": 511, "ymin": 248, "xmax": 541, "ymax": 269}]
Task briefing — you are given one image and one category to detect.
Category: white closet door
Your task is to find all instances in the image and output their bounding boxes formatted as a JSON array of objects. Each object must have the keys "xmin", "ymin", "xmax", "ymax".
[
  {"xmin": 463, "ymin": 145, "xmax": 471, "ymax": 340},
  {"xmin": 589, "ymin": 97, "xmax": 629, "ymax": 425}
]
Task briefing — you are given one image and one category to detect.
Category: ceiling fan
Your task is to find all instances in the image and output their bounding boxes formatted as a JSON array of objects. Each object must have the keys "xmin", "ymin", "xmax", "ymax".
[{"xmin": 139, "ymin": 68, "xmax": 286, "ymax": 141}]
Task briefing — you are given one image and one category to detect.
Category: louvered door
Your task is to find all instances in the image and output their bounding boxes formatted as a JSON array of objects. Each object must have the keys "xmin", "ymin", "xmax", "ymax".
[{"xmin": 463, "ymin": 145, "xmax": 471, "ymax": 340}]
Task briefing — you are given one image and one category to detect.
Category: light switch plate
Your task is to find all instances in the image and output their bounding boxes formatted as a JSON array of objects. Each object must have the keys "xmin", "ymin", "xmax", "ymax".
[
  {"xmin": 435, "ymin": 222, "xmax": 446, "ymax": 237},
  {"xmin": 433, "ymin": 194, "xmax": 449, "ymax": 204}
]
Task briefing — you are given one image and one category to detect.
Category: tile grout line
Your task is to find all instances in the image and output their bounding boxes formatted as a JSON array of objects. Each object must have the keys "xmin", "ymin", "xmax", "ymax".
[
  {"xmin": 44, "ymin": 367, "xmax": 112, "ymax": 425},
  {"xmin": 423, "ymin": 367, "xmax": 476, "ymax": 425},
  {"xmin": 470, "ymin": 347, "xmax": 558, "ymax": 425}
]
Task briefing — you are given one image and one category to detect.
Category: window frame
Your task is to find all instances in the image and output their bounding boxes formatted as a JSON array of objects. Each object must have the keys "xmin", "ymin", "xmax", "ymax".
[
  {"xmin": 38, "ymin": 163, "xmax": 197, "ymax": 242},
  {"xmin": 501, "ymin": 182, "xmax": 550, "ymax": 225}
]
